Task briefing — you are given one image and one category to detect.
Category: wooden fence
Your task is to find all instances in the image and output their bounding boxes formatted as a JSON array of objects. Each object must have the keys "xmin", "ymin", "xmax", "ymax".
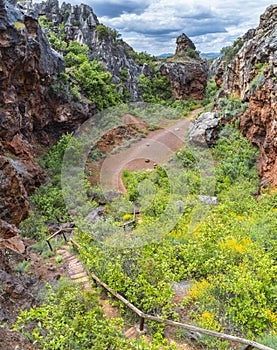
[{"xmin": 69, "ymin": 238, "xmax": 274, "ymax": 350}]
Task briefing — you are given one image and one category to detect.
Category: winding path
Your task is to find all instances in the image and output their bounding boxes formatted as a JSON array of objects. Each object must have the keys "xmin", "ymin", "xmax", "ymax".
[{"xmin": 100, "ymin": 108, "xmax": 202, "ymax": 193}]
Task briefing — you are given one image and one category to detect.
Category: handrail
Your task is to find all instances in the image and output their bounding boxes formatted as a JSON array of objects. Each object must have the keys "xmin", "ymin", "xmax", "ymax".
[
  {"xmin": 46, "ymin": 227, "xmax": 73, "ymax": 251},
  {"xmin": 70, "ymin": 239, "xmax": 274, "ymax": 350}
]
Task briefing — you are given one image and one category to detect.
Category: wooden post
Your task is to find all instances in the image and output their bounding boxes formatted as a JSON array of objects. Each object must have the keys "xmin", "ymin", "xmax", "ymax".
[
  {"xmin": 70, "ymin": 240, "xmax": 275, "ymax": 350},
  {"xmin": 62, "ymin": 231, "xmax": 67, "ymax": 242},
  {"xmin": 46, "ymin": 240, "xmax": 53, "ymax": 251},
  {"xmin": 139, "ymin": 317, "xmax": 145, "ymax": 332}
]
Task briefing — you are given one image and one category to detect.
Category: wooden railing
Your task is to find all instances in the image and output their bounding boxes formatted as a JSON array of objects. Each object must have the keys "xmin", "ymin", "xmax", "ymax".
[
  {"xmin": 70, "ymin": 239, "xmax": 274, "ymax": 350},
  {"xmin": 46, "ymin": 227, "xmax": 73, "ymax": 251}
]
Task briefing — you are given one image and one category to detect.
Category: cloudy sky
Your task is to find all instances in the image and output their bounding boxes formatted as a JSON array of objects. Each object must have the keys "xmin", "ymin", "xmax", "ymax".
[{"xmin": 69, "ymin": 0, "xmax": 274, "ymax": 55}]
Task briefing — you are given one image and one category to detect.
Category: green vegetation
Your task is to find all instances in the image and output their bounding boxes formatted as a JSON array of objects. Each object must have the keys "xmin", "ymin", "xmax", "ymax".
[
  {"xmin": 15, "ymin": 279, "xmax": 167, "ymax": 349},
  {"xmin": 20, "ymin": 134, "xmax": 75, "ymax": 241},
  {"xmin": 15, "ymin": 17, "xmax": 276, "ymax": 348},
  {"xmin": 71, "ymin": 60, "xmax": 122, "ymax": 110},
  {"xmin": 220, "ymin": 37, "xmax": 243, "ymax": 63},
  {"xmin": 216, "ymin": 94, "xmax": 249, "ymax": 122},
  {"xmin": 17, "ymin": 104, "xmax": 277, "ymax": 348},
  {"xmin": 127, "ymin": 50, "xmax": 157, "ymax": 65},
  {"xmin": 14, "ymin": 21, "xmax": 26, "ymax": 30},
  {"xmin": 186, "ymin": 48, "xmax": 200, "ymax": 59},
  {"xmin": 201, "ymin": 77, "xmax": 217, "ymax": 107},
  {"xmin": 38, "ymin": 16, "xmax": 123, "ymax": 110},
  {"xmin": 249, "ymin": 63, "xmax": 267, "ymax": 93},
  {"xmin": 138, "ymin": 70, "xmax": 173, "ymax": 103},
  {"xmin": 15, "ymin": 260, "xmax": 30, "ymax": 273},
  {"xmin": 95, "ymin": 24, "xmax": 121, "ymax": 40}
]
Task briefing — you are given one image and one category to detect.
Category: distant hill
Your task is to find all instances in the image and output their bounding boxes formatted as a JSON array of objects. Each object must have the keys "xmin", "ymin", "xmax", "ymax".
[
  {"xmin": 157, "ymin": 53, "xmax": 173, "ymax": 59},
  {"xmin": 200, "ymin": 52, "xmax": 221, "ymax": 60},
  {"xmin": 158, "ymin": 52, "xmax": 221, "ymax": 60}
]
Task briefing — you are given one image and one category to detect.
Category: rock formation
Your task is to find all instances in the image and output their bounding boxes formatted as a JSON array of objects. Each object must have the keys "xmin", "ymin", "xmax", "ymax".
[
  {"xmin": 0, "ymin": 0, "xmax": 94, "ymax": 227},
  {"xmin": 160, "ymin": 61, "xmax": 208, "ymax": 100},
  {"xmin": 22, "ymin": 0, "xmax": 143, "ymax": 101},
  {"xmin": 175, "ymin": 33, "xmax": 196, "ymax": 55},
  {"xmin": 188, "ymin": 112, "xmax": 220, "ymax": 146},
  {"xmin": 214, "ymin": 5, "xmax": 277, "ymax": 186},
  {"xmin": 160, "ymin": 34, "xmax": 208, "ymax": 100}
]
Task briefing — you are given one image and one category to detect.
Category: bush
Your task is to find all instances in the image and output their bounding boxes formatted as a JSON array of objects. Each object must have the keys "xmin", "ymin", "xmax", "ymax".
[
  {"xmin": 14, "ymin": 279, "xmax": 138, "ymax": 349},
  {"xmin": 220, "ymin": 37, "xmax": 243, "ymax": 63},
  {"xmin": 95, "ymin": 24, "xmax": 120, "ymax": 40}
]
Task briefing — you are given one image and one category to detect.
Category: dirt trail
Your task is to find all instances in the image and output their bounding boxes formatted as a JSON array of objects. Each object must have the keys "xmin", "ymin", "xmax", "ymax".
[{"xmin": 100, "ymin": 108, "xmax": 202, "ymax": 193}]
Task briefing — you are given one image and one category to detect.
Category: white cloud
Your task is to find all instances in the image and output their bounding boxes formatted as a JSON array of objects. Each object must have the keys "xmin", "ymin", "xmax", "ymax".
[{"xmin": 77, "ymin": 0, "xmax": 274, "ymax": 54}]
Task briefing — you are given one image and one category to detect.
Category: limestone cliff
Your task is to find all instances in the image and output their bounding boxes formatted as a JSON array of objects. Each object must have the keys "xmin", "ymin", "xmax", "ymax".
[
  {"xmin": 0, "ymin": 0, "xmax": 211, "ymax": 232},
  {"xmin": 0, "ymin": 0, "xmax": 94, "ymax": 228},
  {"xmin": 22, "ymin": 0, "xmax": 143, "ymax": 101},
  {"xmin": 22, "ymin": 1, "xmax": 209, "ymax": 102},
  {"xmin": 160, "ymin": 33, "xmax": 208, "ymax": 100},
  {"xmin": 214, "ymin": 5, "xmax": 277, "ymax": 186}
]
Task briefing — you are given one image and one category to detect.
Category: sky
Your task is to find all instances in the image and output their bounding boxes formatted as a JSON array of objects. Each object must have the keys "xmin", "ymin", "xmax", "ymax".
[{"xmin": 67, "ymin": 0, "xmax": 274, "ymax": 55}]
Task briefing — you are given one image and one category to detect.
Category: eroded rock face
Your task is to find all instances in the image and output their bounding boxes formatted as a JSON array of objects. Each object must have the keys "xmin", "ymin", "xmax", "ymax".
[
  {"xmin": 188, "ymin": 112, "xmax": 220, "ymax": 146},
  {"xmin": 175, "ymin": 33, "xmax": 196, "ymax": 55},
  {"xmin": 0, "ymin": 0, "xmax": 94, "ymax": 225},
  {"xmin": 23, "ymin": 0, "xmax": 143, "ymax": 101},
  {"xmin": 160, "ymin": 60, "xmax": 208, "ymax": 100},
  {"xmin": 0, "ymin": 152, "xmax": 29, "ymax": 225},
  {"xmin": 214, "ymin": 5, "xmax": 277, "ymax": 186},
  {"xmin": 160, "ymin": 33, "xmax": 208, "ymax": 100}
]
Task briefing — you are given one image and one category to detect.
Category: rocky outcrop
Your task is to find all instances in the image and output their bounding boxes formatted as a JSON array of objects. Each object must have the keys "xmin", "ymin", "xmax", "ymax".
[
  {"xmin": 22, "ymin": 0, "xmax": 143, "ymax": 101},
  {"xmin": 188, "ymin": 112, "xmax": 220, "ymax": 146},
  {"xmin": 0, "ymin": 220, "xmax": 25, "ymax": 253},
  {"xmin": 0, "ymin": 0, "xmax": 94, "ymax": 225},
  {"xmin": 214, "ymin": 5, "xmax": 277, "ymax": 186},
  {"xmin": 159, "ymin": 33, "xmax": 208, "ymax": 100},
  {"xmin": 160, "ymin": 60, "xmax": 208, "ymax": 100},
  {"xmin": 175, "ymin": 33, "xmax": 196, "ymax": 55}
]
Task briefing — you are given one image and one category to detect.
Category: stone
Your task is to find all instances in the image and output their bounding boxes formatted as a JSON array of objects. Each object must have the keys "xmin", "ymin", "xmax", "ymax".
[
  {"xmin": 175, "ymin": 33, "xmax": 196, "ymax": 55},
  {"xmin": 85, "ymin": 207, "xmax": 105, "ymax": 223},
  {"xmin": 160, "ymin": 60, "xmax": 208, "ymax": 100},
  {"xmin": 0, "ymin": 269, "xmax": 25, "ymax": 299},
  {"xmin": 0, "ymin": 219, "xmax": 20, "ymax": 239},
  {"xmin": 0, "ymin": 0, "xmax": 95, "ymax": 224},
  {"xmin": 160, "ymin": 33, "xmax": 208, "ymax": 101},
  {"xmin": 214, "ymin": 5, "xmax": 277, "ymax": 186},
  {"xmin": 188, "ymin": 112, "xmax": 220, "ymax": 146},
  {"xmin": 0, "ymin": 154, "xmax": 29, "ymax": 225},
  {"xmin": 198, "ymin": 195, "xmax": 219, "ymax": 205},
  {"xmin": 0, "ymin": 220, "xmax": 25, "ymax": 253}
]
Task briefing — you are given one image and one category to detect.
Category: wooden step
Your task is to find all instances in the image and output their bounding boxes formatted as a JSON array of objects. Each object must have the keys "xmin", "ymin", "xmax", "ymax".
[
  {"xmin": 124, "ymin": 326, "xmax": 139, "ymax": 340},
  {"xmin": 69, "ymin": 272, "xmax": 88, "ymax": 279},
  {"xmin": 74, "ymin": 276, "xmax": 90, "ymax": 283}
]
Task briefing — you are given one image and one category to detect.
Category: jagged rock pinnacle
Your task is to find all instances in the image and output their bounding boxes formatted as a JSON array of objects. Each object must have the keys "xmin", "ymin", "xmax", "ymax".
[{"xmin": 175, "ymin": 33, "xmax": 196, "ymax": 55}]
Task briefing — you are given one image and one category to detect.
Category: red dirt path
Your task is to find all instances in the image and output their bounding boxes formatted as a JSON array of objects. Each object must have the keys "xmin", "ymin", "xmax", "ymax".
[{"xmin": 100, "ymin": 108, "xmax": 202, "ymax": 192}]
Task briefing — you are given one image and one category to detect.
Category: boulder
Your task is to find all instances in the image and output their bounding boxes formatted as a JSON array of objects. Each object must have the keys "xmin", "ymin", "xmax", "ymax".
[{"xmin": 188, "ymin": 112, "xmax": 220, "ymax": 146}]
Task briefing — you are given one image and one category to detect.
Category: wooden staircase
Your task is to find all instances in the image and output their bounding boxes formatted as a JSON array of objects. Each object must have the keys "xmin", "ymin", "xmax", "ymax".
[
  {"xmin": 56, "ymin": 242, "xmax": 91, "ymax": 290},
  {"xmin": 56, "ymin": 243, "xmax": 139, "ymax": 338},
  {"xmin": 51, "ymin": 239, "xmax": 273, "ymax": 350}
]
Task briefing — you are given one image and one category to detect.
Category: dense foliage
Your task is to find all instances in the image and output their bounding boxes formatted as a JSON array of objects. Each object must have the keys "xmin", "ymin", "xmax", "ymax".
[
  {"xmin": 39, "ymin": 17, "xmax": 122, "ymax": 110},
  {"xmin": 16, "ymin": 53, "xmax": 277, "ymax": 348},
  {"xmin": 15, "ymin": 279, "xmax": 172, "ymax": 349}
]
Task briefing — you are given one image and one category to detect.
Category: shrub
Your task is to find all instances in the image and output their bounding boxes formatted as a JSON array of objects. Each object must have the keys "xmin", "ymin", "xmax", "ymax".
[
  {"xmin": 14, "ymin": 279, "xmax": 136, "ymax": 349},
  {"xmin": 220, "ymin": 37, "xmax": 243, "ymax": 63},
  {"xmin": 14, "ymin": 21, "xmax": 25, "ymax": 30},
  {"xmin": 15, "ymin": 260, "xmax": 30, "ymax": 273},
  {"xmin": 95, "ymin": 24, "xmax": 120, "ymax": 40}
]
